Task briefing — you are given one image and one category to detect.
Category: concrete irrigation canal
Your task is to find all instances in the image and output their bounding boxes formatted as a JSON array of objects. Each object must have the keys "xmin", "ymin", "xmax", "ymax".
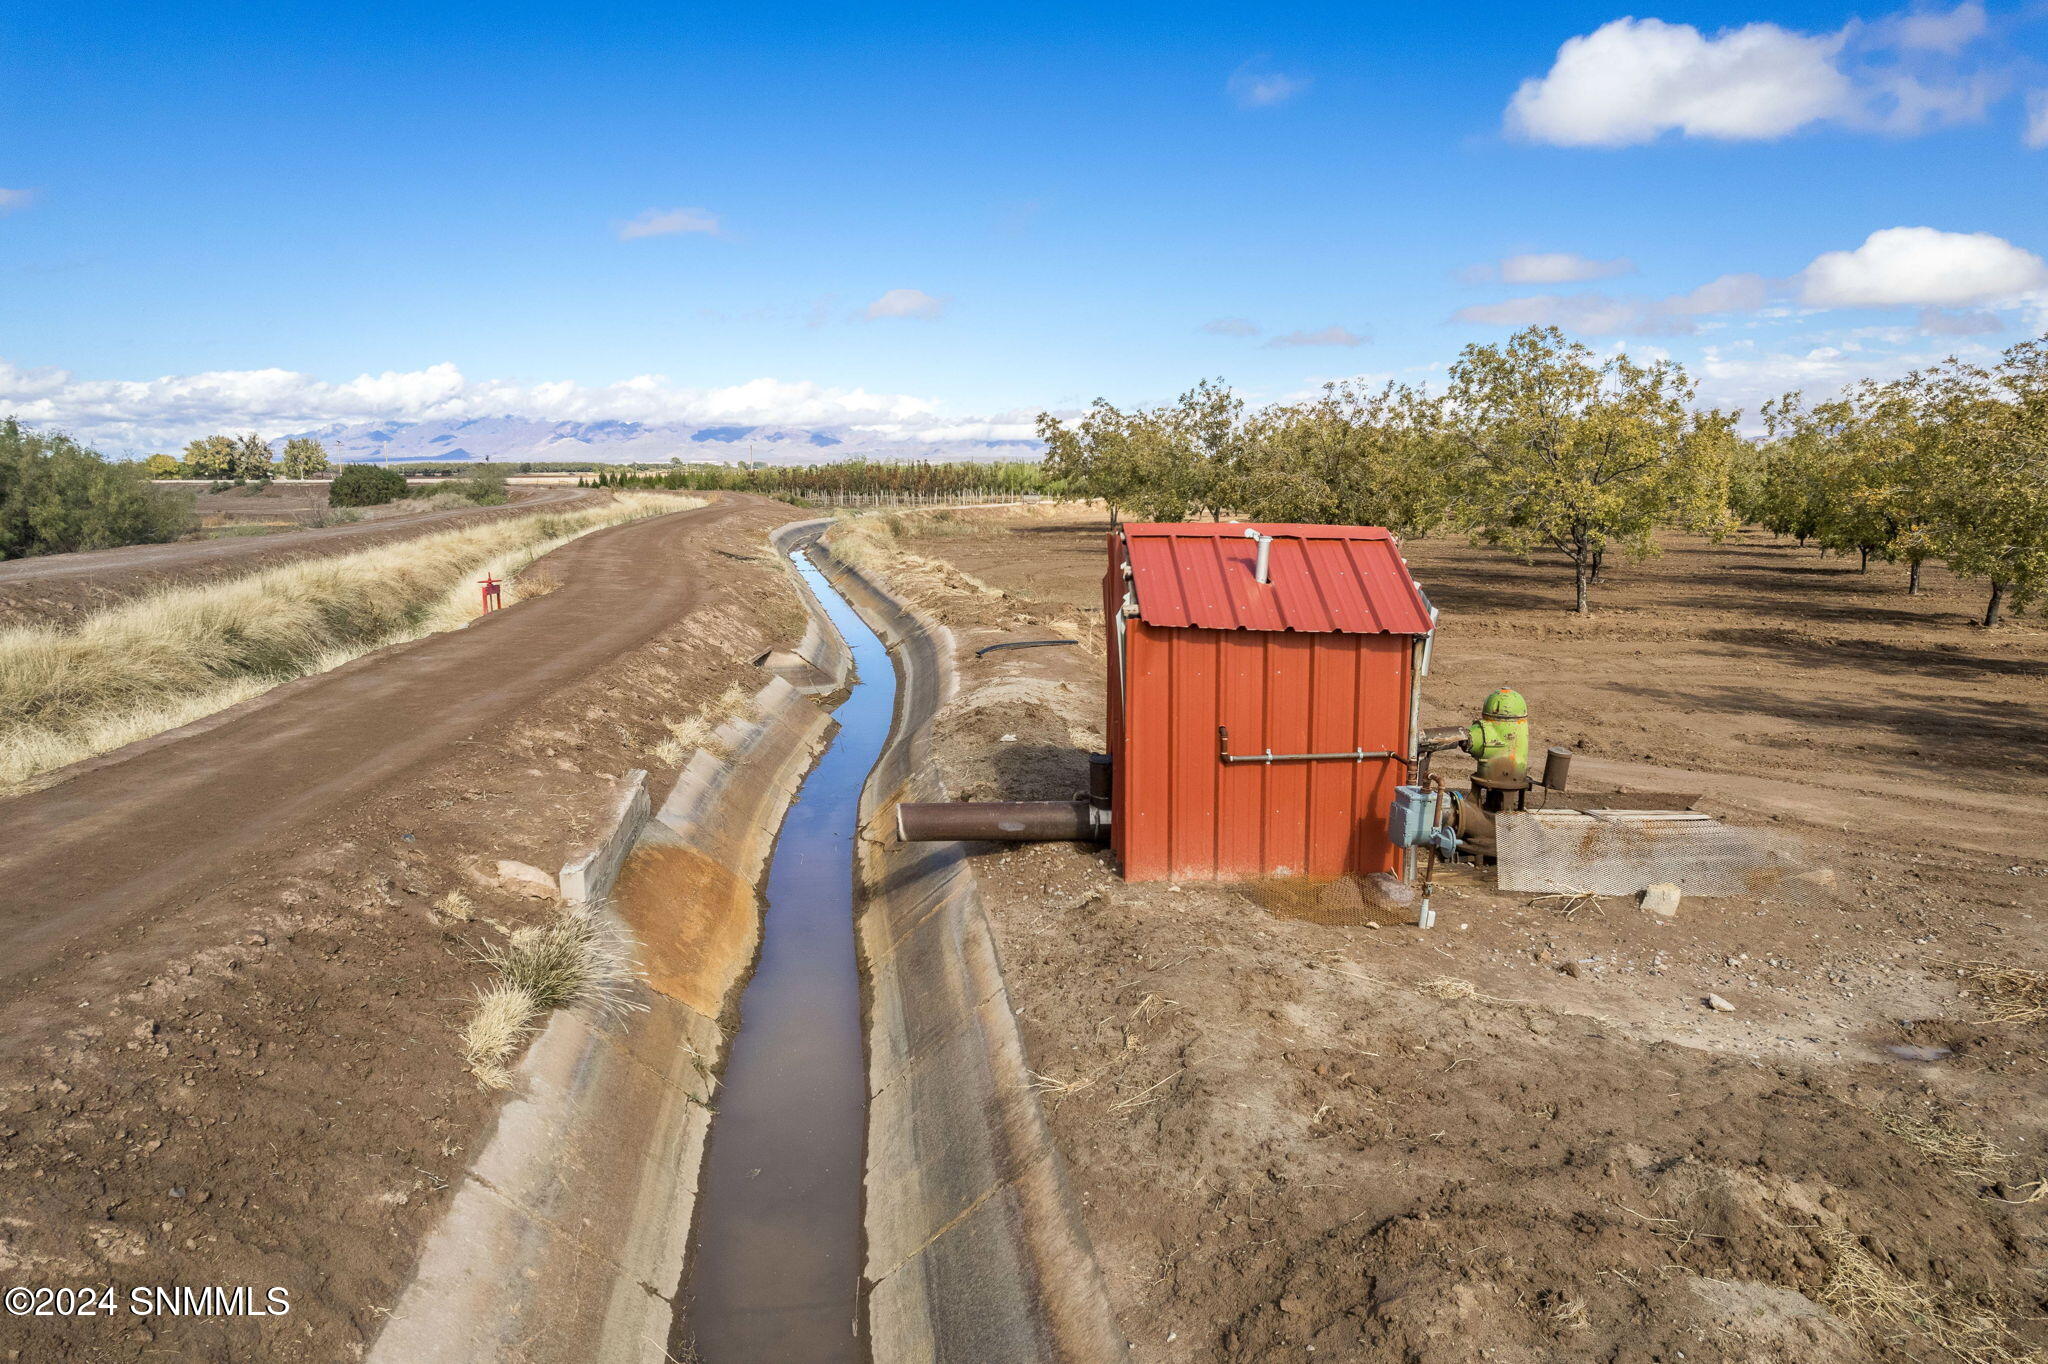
[
  {"xmin": 677, "ymin": 550, "xmax": 892, "ymax": 1361},
  {"xmin": 369, "ymin": 518, "xmax": 1119, "ymax": 1364}
]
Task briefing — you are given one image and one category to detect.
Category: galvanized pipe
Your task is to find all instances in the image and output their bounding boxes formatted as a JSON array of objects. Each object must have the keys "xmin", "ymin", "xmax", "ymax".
[{"xmin": 896, "ymin": 800, "xmax": 1105, "ymax": 843}]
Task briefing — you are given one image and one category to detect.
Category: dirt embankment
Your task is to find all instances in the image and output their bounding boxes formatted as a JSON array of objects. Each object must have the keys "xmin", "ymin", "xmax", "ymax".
[
  {"xmin": 870, "ymin": 506, "xmax": 2047, "ymax": 1364},
  {"xmin": 0, "ymin": 486, "xmax": 600, "ymax": 631},
  {"xmin": 0, "ymin": 493, "xmax": 807, "ymax": 1363}
]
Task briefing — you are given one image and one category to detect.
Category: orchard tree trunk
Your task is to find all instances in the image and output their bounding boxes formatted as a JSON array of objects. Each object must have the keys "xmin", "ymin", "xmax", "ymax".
[
  {"xmin": 1590, "ymin": 548, "xmax": 1606, "ymax": 584},
  {"xmin": 1858, "ymin": 547, "xmax": 1870, "ymax": 572},
  {"xmin": 1908, "ymin": 559, "xmax": 1923, "ymax": 595},
  {"xmin": 1984, "ymin": 581, "xmax": 2008, "ymax": 627},
  {"xmin": 1573, "ymin": 554, "xmax": 1591, "ymax": 615}
]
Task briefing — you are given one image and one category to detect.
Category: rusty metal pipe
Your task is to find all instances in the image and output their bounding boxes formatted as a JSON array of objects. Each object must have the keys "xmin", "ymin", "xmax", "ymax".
[{"xmin": 896, "ymin": 800, "xmax": 1104, "ymax": 843}]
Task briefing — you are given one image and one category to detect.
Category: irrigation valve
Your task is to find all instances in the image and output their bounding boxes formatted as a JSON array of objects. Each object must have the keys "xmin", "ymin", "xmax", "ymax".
[{"xmin": 479, "ymin": 574, "xmax": 504, "ymax": 613}]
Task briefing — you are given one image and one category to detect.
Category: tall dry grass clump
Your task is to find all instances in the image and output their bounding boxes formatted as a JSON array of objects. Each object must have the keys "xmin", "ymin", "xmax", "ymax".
[
  {"xmin": 0, "ymin": 492, "xmax": 693, "ymax": 789},
  {"xmin": 460, "ymin": 905, "xmax": 642, "ymax": 1089}
]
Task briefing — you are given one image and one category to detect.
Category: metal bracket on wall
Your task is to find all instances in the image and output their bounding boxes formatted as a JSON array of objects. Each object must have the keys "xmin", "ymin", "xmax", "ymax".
[{"xmin": 1217, "ymin": 726, "xmax": 1398, "ymax": 765}]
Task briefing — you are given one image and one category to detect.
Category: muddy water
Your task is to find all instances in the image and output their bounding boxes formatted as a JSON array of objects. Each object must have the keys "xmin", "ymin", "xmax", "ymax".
[{"xmin": 676, "ymin": 549, "xmax": 891, "ymax": 1363}]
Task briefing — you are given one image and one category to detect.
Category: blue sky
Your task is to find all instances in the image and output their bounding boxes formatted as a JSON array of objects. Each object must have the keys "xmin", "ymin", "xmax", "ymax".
[{"xmin": 3, "ymin": 1, "xmax": 2045, "ymax": 449}]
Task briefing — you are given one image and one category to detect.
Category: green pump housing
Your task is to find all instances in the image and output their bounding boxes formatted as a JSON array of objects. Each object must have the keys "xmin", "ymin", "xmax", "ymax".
[{"xmin": 1468, "ymin": 687, "xmax": 1529, "ymax": 788}]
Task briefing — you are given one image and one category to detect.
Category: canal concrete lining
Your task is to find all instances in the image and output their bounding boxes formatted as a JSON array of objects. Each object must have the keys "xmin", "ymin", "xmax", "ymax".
[
  {"xmin": 369, "ymin": 523, "xmax": 848, "ymax": 1364},
  {"xmin": 802, "ymin": 524, "xmax": 1125, "ymax": 1364}
]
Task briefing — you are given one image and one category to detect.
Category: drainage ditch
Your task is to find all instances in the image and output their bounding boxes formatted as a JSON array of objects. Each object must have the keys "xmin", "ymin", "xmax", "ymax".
[{"xmin": 676, "ymin": 549, "xmax": 893, "ymax": 1362}]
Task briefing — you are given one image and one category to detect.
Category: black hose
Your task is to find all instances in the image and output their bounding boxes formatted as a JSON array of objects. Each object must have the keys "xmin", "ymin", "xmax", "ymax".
[{"xmin": 974, "ymin": 639, "xmax": 1079, "ymax": 657}]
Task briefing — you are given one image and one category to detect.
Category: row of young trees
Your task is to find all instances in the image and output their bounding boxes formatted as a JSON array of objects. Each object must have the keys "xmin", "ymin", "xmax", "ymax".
[
  {"xmin": 142, "ymin": 435, "xmax": 333, "ymax": 482},
  {"xmin": 1040, "ymin": 327, "xmax": 1734, "ymax": 614},
  {"xmin": 1741, "ymin": 342, "xmax": 2048, "ymax": 624},
  {"xmin": 1039, "ymin": 325, "xmax": 2045, "ymax": 623},
  {"xmin": 589, "ymin": 458, "xmax": 1058, "ymax": 498}
]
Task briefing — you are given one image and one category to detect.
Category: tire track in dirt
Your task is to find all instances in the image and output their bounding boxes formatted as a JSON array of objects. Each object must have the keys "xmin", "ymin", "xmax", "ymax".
[{"xmin": 0, "ymin": 493, "xmax": 753, "ymax": 993}]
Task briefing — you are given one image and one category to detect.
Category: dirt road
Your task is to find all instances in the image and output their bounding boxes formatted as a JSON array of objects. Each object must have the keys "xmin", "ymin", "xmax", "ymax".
[
  {"xmin": 0, "ymin": 486, "xmax": 600, "ymax": 629},
  {"xmin": 0, "ymin": 490, "xmax": 810, "ymax": 1363},
  {"xmin": 0, "ymin": 493, "xmax": 741, "ymax": 996}
]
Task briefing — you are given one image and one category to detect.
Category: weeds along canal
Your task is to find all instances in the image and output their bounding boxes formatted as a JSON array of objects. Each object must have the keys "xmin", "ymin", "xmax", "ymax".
[{"xmin": 675, "ymin": 547, "xmax": 893, "ymax": 1363}]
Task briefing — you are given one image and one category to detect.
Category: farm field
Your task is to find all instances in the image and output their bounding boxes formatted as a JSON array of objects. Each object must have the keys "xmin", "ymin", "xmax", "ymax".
[{"xmin": 867, "ymin": 503, "xmax": 2048, "ymax": 1364}]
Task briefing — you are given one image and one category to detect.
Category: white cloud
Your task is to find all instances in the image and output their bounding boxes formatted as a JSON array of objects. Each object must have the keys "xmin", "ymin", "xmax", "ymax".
[
  {"xmin": 1453, "ymin": 272, "xmax": 1770, "ymax": 335},
  {"xmin": 1876, "ymin": 1, "xmax": 1986, "ymax": 53},
  {"xmin": 0, "ymin": 188, "xmax": 39, "ymax": 215},
  {"xmin": 1266, "ymin": 325, "xmax": 1367, "ymax": 348},
  {"xmin": 1227, "ymin": 60, "xmax": 1311, "ymax": 109},
  {"xmin": 1201, "ymin": 317, "xmax": 1262, "ymax": 337},
  {"xmin": 862, "ymin": 288, "xmax": 947, "ymax": 321},
  {"xmin": 2026, "ymin": 90, "xmax": 2048, "ymax": 148},
  {"xmin": 1464, "ymin": 251, "xmax": 1636, "ymax": 285},
  {"xmin": 616, "ymin": 207, "xmax": 722, "ymax": 241},
  {"xmin": 1916, "ymin": 306, "xmax": 2003, "ymax": 334},
  {"xmin": 1798, "ymin": 226, "xmax": 2048, "ymax": 306},
  {"xmin": 0, "ymin": 359, "xmax": 975, "ymax": 449},
  {"xmin": 1507, "ymin": 18, "xmax": 1852, "ymax": 146},
  {"xmin": 1506, "ymin": 6, "xmax": 2003, "ymax": 147},
  {"xmin": 1693, "ymin": 335, "xmax": 1999, "ymax": 415}
]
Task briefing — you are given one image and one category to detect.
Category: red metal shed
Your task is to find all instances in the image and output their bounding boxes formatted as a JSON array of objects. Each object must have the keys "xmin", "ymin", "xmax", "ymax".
[{"xmin": 1104, "ymin": 522, "xmax": 1435, "ymax": 883}]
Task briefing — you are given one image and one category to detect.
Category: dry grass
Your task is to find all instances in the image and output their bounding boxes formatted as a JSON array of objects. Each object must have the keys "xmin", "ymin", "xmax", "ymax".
[
  {"xmin": 1946, "ymin": 962, "xmax": 2048, "ymax": 1025},
  {"xmin": 1881, "ymin": 1107, "xmax": 2013, "ymax": 1184},
  {"xmin": 824, "ymin": 514, "xmax": 1001, "ymax": 601},
  {"xmin": 1415, "ymin": 976, "xmax": 1479, "ymax": 1001},
  {"xmin": 1818, "ymin": 1230, "xmax": 2044, "ymax": 1364},
  {"xmin": 460, "ymin": 904, "xmax": 644, "ymax": 1089},
  {"xmin": 651, "ymin": 683, "xmax": 754, "ymax": 766},
  {"xmin": 0, "ymin": 493, "xmax": 690, "ymax": 790}
]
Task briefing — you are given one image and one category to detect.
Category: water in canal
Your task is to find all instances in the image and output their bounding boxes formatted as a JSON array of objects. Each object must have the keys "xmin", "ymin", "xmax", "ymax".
[{"xmin": 677, "ymin": 548, "xmax": 892, "ymax": 1363}]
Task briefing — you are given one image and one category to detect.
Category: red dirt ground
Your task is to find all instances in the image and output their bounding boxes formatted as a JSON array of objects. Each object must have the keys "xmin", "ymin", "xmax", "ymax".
[
  {"xmin": 0, "ymin": 492, "xmax": 807, "ymax": 1362},
  {"xmin": 877, "ymin": 506, "xmax": 2047, "ymax": 1364}
]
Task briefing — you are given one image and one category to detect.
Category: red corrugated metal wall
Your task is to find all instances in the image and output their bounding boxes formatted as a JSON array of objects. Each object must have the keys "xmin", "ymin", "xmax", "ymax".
[{"xmin": 1111, "ymin": 620, "xmax": 1412, "ymax": 882}]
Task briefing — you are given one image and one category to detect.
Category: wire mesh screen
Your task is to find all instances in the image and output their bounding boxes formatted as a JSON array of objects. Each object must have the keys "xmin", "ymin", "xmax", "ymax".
[{"xmin": 1495, "ymin": 810, "xmax": 1800, "ymax": 897}]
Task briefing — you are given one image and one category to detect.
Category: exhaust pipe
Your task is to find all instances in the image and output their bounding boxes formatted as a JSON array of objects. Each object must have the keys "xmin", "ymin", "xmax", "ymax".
[{"xmin": 897, "ymin": 800, "xmax": 1106, "ymax": 843}]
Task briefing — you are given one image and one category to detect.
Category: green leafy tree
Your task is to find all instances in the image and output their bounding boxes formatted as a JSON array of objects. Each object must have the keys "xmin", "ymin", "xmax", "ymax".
[
  {"xmin": 328, "ymin": 464, "xmax": 408, "ymax": 507},
  {"xmin": 278, "ymin": 437, "xmax": 331, "ymax": 479},
  {"xmin": 1233, "ymin": 382, "xmax": 1467, "ymax": 535},
  {"xmin": 141, "ymin": 453, "xmax": 183, "ymax": 478},
  {"xmin": 232, "ymin": 432, "xmax": 275, "ymax": 482},
  {"xmin": 457, "ymin": 462, "xmax": 509, "ymax": 504},
  {"xmin": 1038, "ymin": 379, "xmax": 1242, "ymax": 520},
  {"xmin": 0, "ymin": 420, "xmax": 195, "ymax": 558},
  {"xmin": 1912, "ymin": 343, "xmax": 2048, "ymax": 626},
  {"xmin": 182, "ymin": 434, "xmax": 238, "ymax": 479},
  {"xmin": 1447, "ymin": 326, "xmax": 1736, "ymax": 615}
]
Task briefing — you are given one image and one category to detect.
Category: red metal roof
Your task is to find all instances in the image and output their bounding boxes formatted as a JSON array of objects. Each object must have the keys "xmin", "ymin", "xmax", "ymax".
[{"xmin": 1120, "ymin": 522, "xmax": 1434, "ymax": 635}]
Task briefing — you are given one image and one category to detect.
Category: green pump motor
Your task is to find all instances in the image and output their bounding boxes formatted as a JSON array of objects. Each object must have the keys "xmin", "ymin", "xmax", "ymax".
[{"xmin": 1468, "ymin": 687, "xmax": 1529, "ymax": 790}]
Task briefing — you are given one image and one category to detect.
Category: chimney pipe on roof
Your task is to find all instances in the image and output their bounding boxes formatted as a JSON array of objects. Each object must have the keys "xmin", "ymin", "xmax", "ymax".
[{"xmin": 1243, "ymin": 528, "xmax": 1273, "ymax": 585}]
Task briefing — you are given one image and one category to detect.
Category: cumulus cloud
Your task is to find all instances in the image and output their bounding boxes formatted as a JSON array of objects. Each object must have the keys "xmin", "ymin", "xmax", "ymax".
[
  {"xmin": 862, "ymin": 288, "xmax": 947, "ymax": 321},
  {"xmin": 0, "ymin": 359, "xmax": 986, "ymax": 450},
  {"xmin": 1798, "ymin": 226, "xmax": 2048, "ymax": 307},
  {"xmin": 1463, "ymin": 252, "xmax": 1636, "ymax": 285},
  {"xmin": 1693, "ymin": 336, "xmax": 2000, "ymax": 414},
  {"xmin": 1265, "ymin": 325, "xmax": 1367, "ymax": 348},
  {"xmin": 1506, "ymin": 6, "xmax": 2004, "ymax": 147},
  {"xmin": 1453, "ymin": 273, "xmax": 1769, "ymax": 335},
  {"xmin": 1201, "ymin": 317, "xmax": 1262, "ymax": 337},
  {"xmin": 1507, "ymin": 18, "xmax": 1853, "ymax": 146},
  {"xmin": 616, "ymin": 206, "xmax": 722, "ymax": 240},
  {"xmin": 0, "ymin": 188, "xmax": 39, "ymax": 215},
  {"xmin": 1227, "ymin": 60, "xmax": 1311, "ymax": 109}
]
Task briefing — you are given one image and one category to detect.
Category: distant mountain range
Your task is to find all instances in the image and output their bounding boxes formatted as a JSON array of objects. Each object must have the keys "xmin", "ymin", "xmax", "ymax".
[{"xmin": 283, "ymin": 417, "xmax": 1040, "ymax": 466}]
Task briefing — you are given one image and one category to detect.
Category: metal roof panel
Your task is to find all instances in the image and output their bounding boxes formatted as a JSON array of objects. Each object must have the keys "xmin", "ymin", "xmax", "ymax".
[{"xmin": 1121, "ymin": 522, "xmax": 1433, "ymax": 635}]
